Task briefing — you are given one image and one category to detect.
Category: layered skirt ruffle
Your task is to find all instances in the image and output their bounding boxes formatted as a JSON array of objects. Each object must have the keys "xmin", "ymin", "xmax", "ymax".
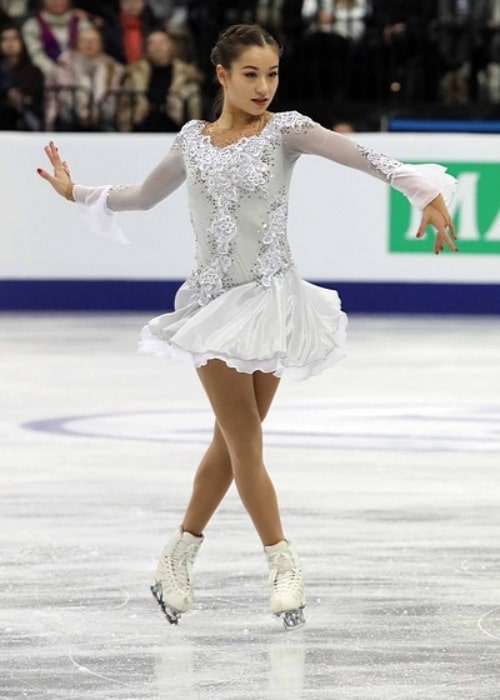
[{"xmin": 139, "ymin": 267, "xmax": 347, "ymax": 381}]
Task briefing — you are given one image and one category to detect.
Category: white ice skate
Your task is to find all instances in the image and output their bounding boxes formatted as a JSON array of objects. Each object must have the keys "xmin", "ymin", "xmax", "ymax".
[
  {"xmin": 265, "ymin": 540, "xmax": 306, "ymax": 630},
  {"xmin": 151, "ymin": 527, "xmax": 203, "ymax": 625}
]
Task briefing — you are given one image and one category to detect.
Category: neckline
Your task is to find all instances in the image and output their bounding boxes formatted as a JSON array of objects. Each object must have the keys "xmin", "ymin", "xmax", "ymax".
[{"xmin": 199, "ymin": 113, "xmax": 276, "ymax": 150}]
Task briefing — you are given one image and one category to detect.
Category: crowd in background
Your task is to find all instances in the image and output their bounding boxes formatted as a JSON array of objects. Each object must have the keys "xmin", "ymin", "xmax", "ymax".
[{"xmin": 1, "ymin": 0, "xmax": 500, "ymax": 132}]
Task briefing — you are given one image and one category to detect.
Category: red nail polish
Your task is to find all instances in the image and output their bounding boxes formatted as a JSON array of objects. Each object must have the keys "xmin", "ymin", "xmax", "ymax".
[{"xmin": 37, "ymin": 168, "xmax": 42, "ymax": 174}]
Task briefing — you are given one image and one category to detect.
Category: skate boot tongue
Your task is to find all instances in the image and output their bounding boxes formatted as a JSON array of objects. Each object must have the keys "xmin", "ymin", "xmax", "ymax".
[
  {"xmin": 180, "ymin": 530, "xmax": 204, "ymax": 545},
  {"xmin": 265, "ymin": 540, "xmax": 296, "ymax": 571},
  {"xmin": 265, "ymin": 541, "xmax": 291, "ymax": 555}
]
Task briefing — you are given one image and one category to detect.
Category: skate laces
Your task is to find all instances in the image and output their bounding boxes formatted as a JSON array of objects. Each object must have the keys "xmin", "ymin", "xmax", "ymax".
[
  {"xmin": 164, "ymin": 542, "xmax": 199, "ymax": 593},
  {"xmin": 268, "ymin": 551, "xmax": 303, "ymax": 594}
]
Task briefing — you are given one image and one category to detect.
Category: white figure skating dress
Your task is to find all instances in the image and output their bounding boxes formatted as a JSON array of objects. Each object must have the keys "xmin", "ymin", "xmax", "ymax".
[{"xmin": 73, "ymin": 111, "xmax": 456, "ymax": 380}]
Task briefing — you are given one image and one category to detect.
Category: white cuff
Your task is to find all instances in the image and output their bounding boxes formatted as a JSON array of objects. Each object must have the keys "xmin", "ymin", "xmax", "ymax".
[
  {"xmin": 75, "ymin": 186, "xmax": 129, "ymax": 245},
  {"xmin": 392, "ymin": 164, "xmax": 457, "ymax": 210}
]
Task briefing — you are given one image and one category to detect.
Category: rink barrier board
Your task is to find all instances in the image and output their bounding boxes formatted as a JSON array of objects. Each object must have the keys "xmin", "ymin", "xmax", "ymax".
[
  {"xmin": 2, "ymin": 133, "xmax": 499, "ymax": 297},
  {"xmin": 1, "ymin": 279, "xmax": 499, "ymax": 314},
  {"xmin": 388, "ymin": 119, "xmax": 500, "ymax": 133}
]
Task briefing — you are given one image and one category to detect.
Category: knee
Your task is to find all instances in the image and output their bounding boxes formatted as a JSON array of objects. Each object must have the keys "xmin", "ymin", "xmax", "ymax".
[
  {"xmin": 223, "ymin": 418, "xmax": 263, "ymax": 468},
  {"xmin": 231, "ymin": 445, "xmax": 262, "ymax": 471},
  {"xmin": 203, "ymin": 436, "xmax": 232, "ymax": 471}
]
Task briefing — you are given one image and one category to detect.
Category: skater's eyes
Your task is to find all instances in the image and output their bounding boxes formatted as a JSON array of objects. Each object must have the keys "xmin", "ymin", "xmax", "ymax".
[{"xmin": 243, "ymin": 71, "xmax": 279, "ymax": 79}]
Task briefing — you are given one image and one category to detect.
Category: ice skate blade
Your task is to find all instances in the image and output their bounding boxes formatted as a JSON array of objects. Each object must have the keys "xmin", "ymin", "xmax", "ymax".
[
  {"xmin": 150, "ymin": 582, "xmax": 181, "ymax": 625},
  {"xmin": 277, "ymin": 608, "xmax": 306, "ymax": 631}
]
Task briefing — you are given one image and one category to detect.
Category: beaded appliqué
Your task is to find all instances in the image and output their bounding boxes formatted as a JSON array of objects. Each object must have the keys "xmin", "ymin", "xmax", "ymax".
[
  {"xmin": 277, "ymin": 111, "xmax": 315, "ymax": 136},
  {"xmin": 177, "ymin": 112, "xmax": 314, "ymax": 306},
  {"xmin": 253, "ymin": 192, "xmax": 292, "ymax": 287},
  {"xmin": 356, "ymin": 145, "xmax": 401, "ymax": 181}
]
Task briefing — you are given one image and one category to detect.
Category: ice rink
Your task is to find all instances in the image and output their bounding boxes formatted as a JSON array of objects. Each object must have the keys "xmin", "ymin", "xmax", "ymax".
[{"xmin": 2, "ymin": 312, "xmax": 500, "ymax": 699}]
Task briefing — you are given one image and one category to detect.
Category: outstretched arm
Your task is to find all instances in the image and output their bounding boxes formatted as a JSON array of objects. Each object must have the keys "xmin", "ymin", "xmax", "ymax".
[
  {"xmin": 38, "ymin": 140, "xmax": 186, "ymax": 210},
  {"xmin": 284, "ymin": 116, "xmax": 458, "ymax": 255},
  {"xmin": 37, "ymin": 139, "xmax": 186, "ymax": 242}
]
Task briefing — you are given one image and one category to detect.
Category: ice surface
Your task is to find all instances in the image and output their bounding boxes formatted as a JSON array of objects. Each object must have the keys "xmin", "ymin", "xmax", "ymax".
[{"xmin": 1, "ymin": 313, "xmax": 500, "ymax": 699}]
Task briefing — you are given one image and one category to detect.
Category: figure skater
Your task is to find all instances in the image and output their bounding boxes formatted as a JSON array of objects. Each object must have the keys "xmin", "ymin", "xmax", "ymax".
[{"xmin": 37, "ymin": 23, "xmax": 457, "ymax": 630}]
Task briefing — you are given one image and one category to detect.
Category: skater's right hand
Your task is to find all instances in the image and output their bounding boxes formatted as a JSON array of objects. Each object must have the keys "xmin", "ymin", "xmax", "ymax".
[{"xmin": 37, "ymin": 141, "xmax": 74, "ymax": 201}]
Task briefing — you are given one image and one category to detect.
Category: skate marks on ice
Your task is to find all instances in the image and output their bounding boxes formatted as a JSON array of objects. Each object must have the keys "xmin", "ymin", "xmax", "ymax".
[
  {"xmin": 2, "ymin": 314, "xmax": 500, "ymax": 698},
  {"xmin": 3, "ymin": 508, "xmax": 500, "ymax": 700},
  {"xmin": 0, "ymin": 576, "xmax": 308, "ymax": 700},
  {"xmin": 477, "ymin": 606, "xmax": 500, "ymax": 642}
]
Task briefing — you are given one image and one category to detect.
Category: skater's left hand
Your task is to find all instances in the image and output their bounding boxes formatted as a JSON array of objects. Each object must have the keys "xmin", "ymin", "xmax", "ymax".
[{"xmin": 416, "ymin": 194, "xmax": 457, "ymax": 255}]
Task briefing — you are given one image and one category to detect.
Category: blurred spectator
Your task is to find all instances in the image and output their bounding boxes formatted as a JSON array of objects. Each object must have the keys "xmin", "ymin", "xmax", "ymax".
[
  {"xmin": 189, "ymin": 1, "xmax": 257, "ymax": 78},
  {"xmin": 300, "ymin": 0, "xmax": 333, "ymax": 28},
  {"xmin": 258, "ymin": 0, "xmax": 368, "ymax": 54},
  {"xmin": 256, "ymin": 0, "xmax": 284, "ymax": 40},
  {"xmin": 277, "ymin": 0, "xmax": 305, "ymax": 55},
  {"xmin": 74, "ymin": 1, "xmax": 119, "ymax": 29},
  {"xmin": 332, "ymin": 0, "xmax": 368, "ymax": 41},
  {"xmin": 429, "ymin": 0, "xmax": 475, "ymax": 104},
  {"xmin": 118, "ymin": 28, "xmax": 201, "ymax": 132},
  {"xmin": 474, "ymin": 0, "xmax": 500, "ymax": 102},
  {"xmin": 163, "ymin": 3, "xmax": 197, "ymax": 65},
  {"xmin": 368, "ymin": 0, "xmax": 428, "ymax": 103},
  {"xmin": 22, "ymin": 0, "xmax": 91, "ymax": 77},
  {"xmin": 332, "ymin": 0, "xmax": 370, "ymax": 102},
  {"xmin": 1, "ymin": 1, "xmax": 35, "ymax": 23},
  {"xmin": 45, "ymin": 26, "xmax": 124, "ymax": 130},
  {"xmin": 104, "ymin": 0, "xmax": 161, "ymax": 65},
  {"xmin": 0, "ymin": 23, "xmax": 44, "ymax": 129},
  {"xmin": 298, "ymin": 7, "xmax": 352, "ymax": 100},
  {"xmin": 331, "ymin": 119, "xmax": 355, "ymax": 132},
  {"xmin": 148, "ymin": 0, "xmax": 174, "ymax": 23},
  {"xmin": 260, "ymin": 0, "xmax": 314, "ymax": 100},
  {"xmin": 1, "ymin": 7, "xmax": 12, "ymax": 31}
]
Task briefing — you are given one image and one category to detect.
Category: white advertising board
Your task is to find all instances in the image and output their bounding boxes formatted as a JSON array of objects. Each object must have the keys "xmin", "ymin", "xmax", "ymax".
[{"xmin": 1, "ymin": 131, "xmax": 499, "ymax": 283}]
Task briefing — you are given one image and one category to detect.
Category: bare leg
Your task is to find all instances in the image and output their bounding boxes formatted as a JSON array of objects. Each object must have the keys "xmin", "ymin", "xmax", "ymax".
[
  {"xmin": 182, "ymin": 422, "xmax": 233, "ymax": 536},
  {"xmin": 182, "ymin": 369, "xmax": 281, "ymax": 538},
  {"xmin": 193, "ymin": 360, "xmax": 283, "ymax": 546}
]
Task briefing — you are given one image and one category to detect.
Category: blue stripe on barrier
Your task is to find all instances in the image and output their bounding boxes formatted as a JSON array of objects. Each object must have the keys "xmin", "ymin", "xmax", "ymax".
[
  {"xmin": 388, "ymin": 119, "xmax": 500, "ymax": 133},
  {"xmin": 1, "ymin": 279, "xmax": 499, "ymax": 314}
]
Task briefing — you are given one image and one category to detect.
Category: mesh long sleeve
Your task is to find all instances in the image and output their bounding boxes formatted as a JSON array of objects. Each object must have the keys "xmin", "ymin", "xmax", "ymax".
[
  {"xmin": 73, "ymin": 141, "xmax": 186, "ymax": 243},
  {"xmin": 283, "ymin": 115, "xmax": 456, "ymax": 210}
]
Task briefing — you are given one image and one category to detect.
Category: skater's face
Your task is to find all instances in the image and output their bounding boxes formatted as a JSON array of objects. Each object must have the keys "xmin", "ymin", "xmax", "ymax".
[{"xmin": 216, "ymin": 45, "xmax": 279, "ymax": 116}]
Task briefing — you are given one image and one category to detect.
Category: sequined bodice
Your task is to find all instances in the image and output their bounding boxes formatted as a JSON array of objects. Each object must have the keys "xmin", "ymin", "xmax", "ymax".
[
  {"xmin": 175, "ymin": 113, "xmax": 309, "ymax": 306},
  {"xmin": 87, "ymin": 110, "xmax": 444, "ymax": 296}
]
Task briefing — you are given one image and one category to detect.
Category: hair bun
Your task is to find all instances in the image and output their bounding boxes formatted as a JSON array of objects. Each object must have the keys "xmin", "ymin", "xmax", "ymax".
[{"xmin": 210, "ymin": 23, "xmax": 281, "ymax": 69}]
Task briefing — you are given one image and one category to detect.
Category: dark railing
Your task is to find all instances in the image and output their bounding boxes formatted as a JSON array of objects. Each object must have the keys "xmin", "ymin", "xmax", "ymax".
[
  {"xmin": 27, "ymin": 68, "xmax": 500, "ymax": 135},
  {"xmin": 43, "ymin": 86, "xmax": 148, "ymax": 132}
]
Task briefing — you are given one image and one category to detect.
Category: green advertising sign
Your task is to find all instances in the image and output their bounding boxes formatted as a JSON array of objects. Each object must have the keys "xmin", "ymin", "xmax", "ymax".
[{"xmin": 390, "ymin": 162, "xmax": 500, "ymax": 254}]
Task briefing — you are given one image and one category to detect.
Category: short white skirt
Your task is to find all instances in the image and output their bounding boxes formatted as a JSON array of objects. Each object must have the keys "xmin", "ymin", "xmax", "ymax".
[{"xmin": 139, "ymin": 266, "xmax": 347, "ymax": 381}]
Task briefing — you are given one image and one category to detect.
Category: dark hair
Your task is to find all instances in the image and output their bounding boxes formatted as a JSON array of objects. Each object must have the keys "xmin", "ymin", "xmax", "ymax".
[
  {"xmin": 210, "ymin": 24, "xmax": 282, "ymax": 118},
  {"xmin": 0, "ymin": 24, "xmax": 32, "ymax": 67}
]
